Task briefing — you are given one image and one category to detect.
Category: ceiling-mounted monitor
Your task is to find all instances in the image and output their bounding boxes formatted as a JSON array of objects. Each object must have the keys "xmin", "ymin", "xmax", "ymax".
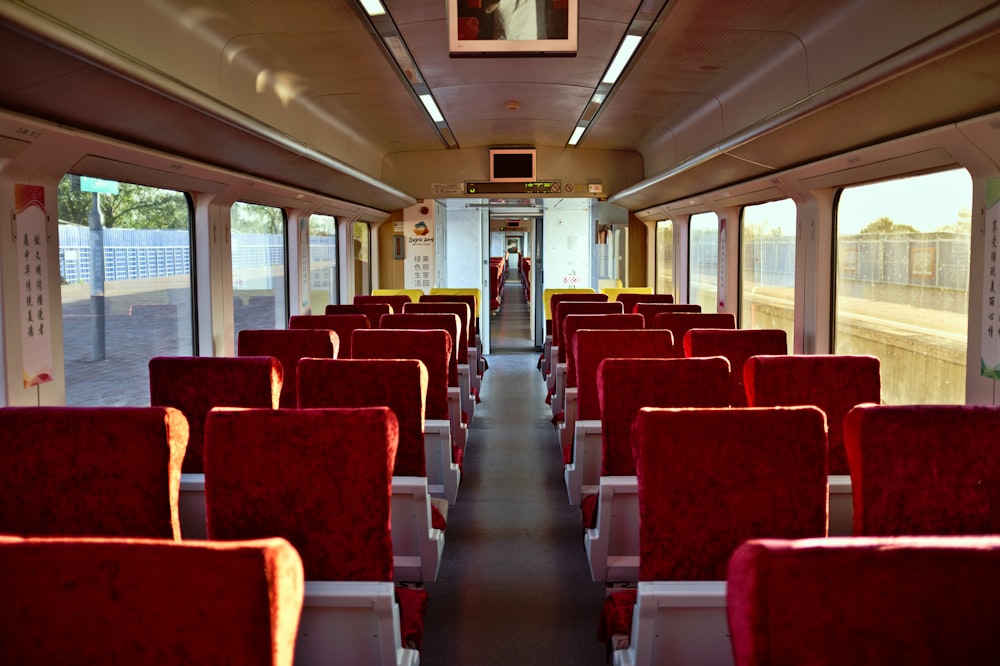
[
  {"xmin": 448, "ymin": 1, "xmax": 578, "ymax": 56},
  {"xmin": 490, "ymin": 148, "xmax": 536, "ymax": 182}
]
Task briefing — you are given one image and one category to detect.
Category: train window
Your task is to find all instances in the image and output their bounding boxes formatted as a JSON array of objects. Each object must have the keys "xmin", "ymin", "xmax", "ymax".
[
  {"xmin": 740, "ymin": 199, "xmax": 796, "ymax": 339},
  {"xmin": 308, "ymin": 214, "xmax": 339, "ymax": 310},
  {"xmin": 655, "ymin": 220, "xmax": 673, "ymax": 297},
  {"xmin": 58, "ymin": 175, "xmax": 194, "ymax": 406},
  {"xmin": 596, "ymin": 224, "xmax": 628, "ymax": 291},
  {"xmin": 231, "ymin": 202, "xmax": 287, "ymax": 338},
  {"xmin": 353, "ymin": 221, "xmax": 372, "ymax": 296},
  {"xmin": 835, "ymin": 169, "xmax": 972, "ymax": 404},
  {"xmin": 689, "ymin": 212, "xmax": 719, "ymax": 311}
]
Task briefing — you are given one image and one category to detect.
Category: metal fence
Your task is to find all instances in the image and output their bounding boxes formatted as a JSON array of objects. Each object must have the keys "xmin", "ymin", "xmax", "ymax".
[{"xmin": 59, "ymin": 227, "xmax": 337, "ymax": 284}]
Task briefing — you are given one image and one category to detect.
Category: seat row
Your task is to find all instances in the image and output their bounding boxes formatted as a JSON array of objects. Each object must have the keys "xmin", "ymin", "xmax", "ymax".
[
  {"xmin": 0, "ymin": 404, "xmax": 433, "ymax": 664},
  {"xmin": 594, "ymin": 401, "xmax": 1000, "ymax": 665},
  {"xmin": 147, "ymin": 354, "xmax": 452, "ymax": 583}
]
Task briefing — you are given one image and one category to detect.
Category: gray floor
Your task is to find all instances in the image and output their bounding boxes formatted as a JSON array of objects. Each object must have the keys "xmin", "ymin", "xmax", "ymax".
[{"xmin": 421, "ymin": 274, "xmax": 609, "ymax": 665}]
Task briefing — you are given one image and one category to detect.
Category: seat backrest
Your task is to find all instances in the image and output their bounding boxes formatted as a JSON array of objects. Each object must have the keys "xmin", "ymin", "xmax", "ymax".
[
  {"xmin": 844, "ymin": 403, "xmax": 1000, "ymax": 536},
  {"xmin": 649, "ymin": 312, "xmax": 736, "ymax": 355},
  {"xmin": 727, "ymin": 536, "xmax": 1000, "ymax": 666},
  {"xmin": 288, "ymin": 314, "xmax": 368, "ymax": 359},
  {"xmin": 0, "ymin": 406, "xmax": 188, "ymax": 540},
  {"xmin": 551, "ymin": 295, "xmax": 613, "ymax": 350},
  {"xmin": 238, "ymin": 329, "xmax": 339, "ymax": 408},
  {"xmin": 0, "ymin": 535, "xmax": 303, "ymax": 666},
  {"xmin": 403, "ymin": 302, "xmax": 470, "ymax": 364},
  {"xmin": 563, "ymin": 313, "xmax": 644, "ymax": 386},
  {"xmin": 597, "ymin": 357, "xmax": 730, "ymax": 476},
  {"xmin": 543, "ymin": 288, "xmax": 598, "ymax": 333},
  {"xmin": 355, "ymin": 293, "xmax": 411, "ymax": 313},
  {"xmin": 205, "ymin": 407, "xmax": 397, "ymax": 582},
  {"xmin": 149, "ymin": 356, "xmax": 281, "ymax": 473},
  {"xmin": 373, "ymin": 288, "xmax": 425, "ymax": 302},
  {"xmin": 634, "ymin": 302, "xmax": 701, "ymax": 322},
  {"xmin": 572, "ymin": 328, "xmax": 676, "ymax": 421},
  {"xmin": 352, "ymin": 328, "xmax": 452, "ymax": 421},
  {"xmin": 683, "ymin": 328, "xmax": 787, "ymax": 407},
  {"xmin": 324, "ymin": 303, "xmax": 391, "ymax": 328},
  {"xmin": 616, "ymin": 292, "xmax": 674, "ymax": 313},
  {"xmin": 422, "ymin": 293, "xmax": 479, "ymax": 338},
  {"xmin": 379, "ymin": 313, "xmax": 461, "ymax": 386},
  {"xmin": 634, "ymin": 406, "xmax": 828, "ymax": 580},
  {"xmin": 297, "ymin": 358, "xmax": 428, "ymax": 478},
  {"xmin": 745, "ymin": 354, "xmax": 881, "ymax": 475},
  {"xmin": 601, "ymin": 287, "xmax": 652, "ymax": 302}
]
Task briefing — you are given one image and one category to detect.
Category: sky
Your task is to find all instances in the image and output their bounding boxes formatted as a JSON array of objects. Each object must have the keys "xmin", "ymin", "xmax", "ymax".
[
  {"xmin": 738, "ymin": 168, "xmax": 972, "ymax": 235},
  {"xmin": 834, "ymin": 168, "xmax": 972, "ymax": 234}
]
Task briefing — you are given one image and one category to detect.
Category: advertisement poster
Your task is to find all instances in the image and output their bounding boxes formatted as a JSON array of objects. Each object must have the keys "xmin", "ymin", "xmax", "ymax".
[
  {"xmin": 15, "ymin": 184, "xmax": 54, "ymax": 387},
  {"xmin": 404, "ymin": 208, "xmax": 435, "ymax": 291}
]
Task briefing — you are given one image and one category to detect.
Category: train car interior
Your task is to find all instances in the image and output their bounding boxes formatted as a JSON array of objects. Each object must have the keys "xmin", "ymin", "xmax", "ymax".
[{"xmin": 1, "ymin": 1, "xmax": 1000, "ymax": 664}]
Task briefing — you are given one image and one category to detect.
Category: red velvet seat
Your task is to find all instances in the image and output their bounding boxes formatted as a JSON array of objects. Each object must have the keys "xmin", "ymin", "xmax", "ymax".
[
  {"xmin": 324, "ymin": 302, "xmax": 391, "ymax": 329},
  {"xmin": 634, "ymin": 302, "xmax": 701, "ymax": 323},
  {"xmin": 288, "ymin": 313, "xmax": 368, "ymax": 359},
  {"xmin": 615, "ymin": 292, "xmax": 674, "ymax": 313},
  {"xmin": 844, "ymin": 403, "xmax": 1000, "ymax": 536},
  {"xmin": 547, "ymin": 299, "xmax": 619, "ymax": 407},
  {"xmin": 0, "ymin": 535, "xmax": 303, "ymax": 665},
  {"xmin": 405, "ymin": 302, "xmax": 470, "ymax": 365},
  {"xmin": 0, "ymin": 406, "xmax": 188, "ymax": 540},
  {"xmin": 744, "ymin": 354, "xmax": 881, "ymax": 476},
  {"xmin": 566, "ymin": 327, "xmax": 675, "ymax": 478},
  {"xmin": 540, "ymin": 290, "xmax": 601, "ymax": 376},
  {"xmin": 563, "ymin": 313, "xmax": 643, "ymax": 389},
  {"xmin": 297, "ymin": 359, "xmax": 428, "ymax": 478},
  {"xmin": 727, "ymin": 536, "xmax": 1000, "ymax": 666},
  {"xmin": 238, "ymin": 329, "xmax": 339, "ymax": 408},
  {"xmin": 352, "ymin": 327, "xmax": 465, "ymax": 464},
  {"xmin": 649, "ymin": 311, "xmax": 735, "ymax": 355},
  {"xmin": 555, "ymin": 313, "xmax": 645, "ymax": 451},
  {"xmin": 598, "ymin": 356, "xmax": 729, "ymax": 476},
  {"xmin": 355, "ymin": 293, "xmax": 412, "ymax": 314},
  {"xmin": 683, "ymin": 328, "xmax": 787, "ymax": 407},
  {"xmin": 554, "ymin": 300, "xmax": 621, "ymax": 366},
  {"xmin": 600, "ymin": 406, "xmax": 828, "ymax": 660},
  {"xmin": 296, "ymin": 359, "xmax": 449, "ymax": 582},
  {"xmin": 403, "ymin": 301, "xmax": 480, "ymax": 408},
  {"xmin": 148, "ymin": 356, "xmax": 281, "ymax": 474},
  {"xmin": 204, "ymin": 406, "xmax": 427, "ymax": 657}
]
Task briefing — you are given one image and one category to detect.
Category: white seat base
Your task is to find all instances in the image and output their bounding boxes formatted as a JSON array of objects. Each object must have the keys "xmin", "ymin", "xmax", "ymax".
[
  {"xmin": 613, "ymin": 581, "xmax": 731, "ymax": 666},
  {"xmin": 297, "ymin": 581, "xmax": 420, "ymax": 666}
]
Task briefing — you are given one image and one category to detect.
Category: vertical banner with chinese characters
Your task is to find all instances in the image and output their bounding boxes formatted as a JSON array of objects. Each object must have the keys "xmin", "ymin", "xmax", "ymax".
[
  {"xmin": 15, "ymin": 184, "xmax": 53, "ymax": 387},
  {"xmin": 404, "ymin": 205, "xmax": 435, "ymax": 292},
  {"xmin": 982, "ymin": 177, "xmax": 1000, "ymax": 378}
]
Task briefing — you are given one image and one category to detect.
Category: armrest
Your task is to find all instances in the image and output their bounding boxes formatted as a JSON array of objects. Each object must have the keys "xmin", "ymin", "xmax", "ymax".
[
  {"xmin": 300, "ymin": 581, "xmax": 420, "ymax": 666},
  {"xmin": 552, "ymin": 362, "xmax": 568, "ymax": 418},
  {"xmin": 564, "ymin": 419, "xmax": 602, "ymax": 505},
  {"xmin": 458, "ymin": 363, "xmax": 474, "ymax": 424},
  {"xmin": 179, "ymin": 473, "xmax": 206, "ymax": 540},
  {"xmin": 391, "ymin": 476, "xmax": 444, "ymax": 583},
  {"xmin": 424, "ymin": 419, "xmax": 460, "ymax": 504},
  {"xmin": 584, "ymin": 475, "xmax": 639, "ymax": 583},
  {"xmin": 447, "ymin": 387, "xmax": 468, "ymax": 453},
  {"xmin": 613, "ymin": 581, "xmax": 729, "ymax": 666},
  {"xmin": 560, "ymin": 387, "xmax": 578, "ymax": 453},
  {"xmin": 829, "ymin": 474, "xmax": 853, "ymax": 537}
]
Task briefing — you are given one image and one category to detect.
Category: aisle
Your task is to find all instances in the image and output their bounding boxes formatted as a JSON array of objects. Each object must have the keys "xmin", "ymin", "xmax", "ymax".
[{"xmin": 420, "ymin": 278, "xmax": 608, "ymax": 665}]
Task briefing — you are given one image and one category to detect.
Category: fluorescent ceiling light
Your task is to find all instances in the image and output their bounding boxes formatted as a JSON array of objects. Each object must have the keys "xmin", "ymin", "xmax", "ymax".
[
  {"xmin": 419, "ymin": 94, "xmax": 445, "ymax": 123},
  {"xmin": 602, "ymin": 35, "xmax": 641, "ymax": 85},
  {"xmin": 359, "ymin": 0, "xmax": 386, "ymax": 17},
  {"xmin": 568, "ymin": 126, "xmax": 586, "ymax": 146}
]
